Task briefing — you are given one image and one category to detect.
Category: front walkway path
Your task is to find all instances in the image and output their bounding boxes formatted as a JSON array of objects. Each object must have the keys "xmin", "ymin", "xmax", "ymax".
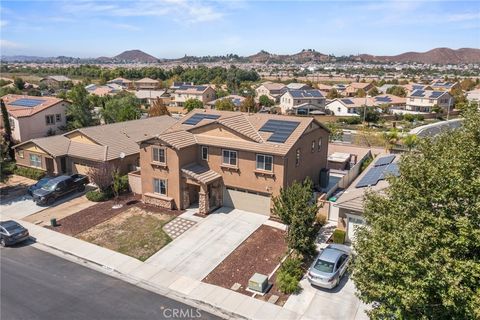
[{"xmin": 145, "ymin": 207, "xmax": 269, "ymax": 280}]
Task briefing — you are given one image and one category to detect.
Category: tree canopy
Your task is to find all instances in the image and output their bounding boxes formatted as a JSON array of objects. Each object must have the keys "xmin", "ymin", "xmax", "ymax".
[
  {"xmin": 351, "ymin": 105, "xmax": 480, "ymax": 319},
  {"xmin": 386, "ymin": 85, "xmax": 407, "ymax": 97},
  {"xmin": 66, "ymin": 84, "xmax": 96, "ymax": 130},
  {"xmin": 259, "ymin": 95, "xmax": 274, "ymax": 107},
  {"xmin": 183, "ymin": 98, "xmax": 203, "ymax": 112},
  {"xmin": 214, "ymin": 98, "xmax": 235, "ymax": 111},
  {"xmin": 100, "ymin": 93, "xmax": 142, "ymax": 124}
]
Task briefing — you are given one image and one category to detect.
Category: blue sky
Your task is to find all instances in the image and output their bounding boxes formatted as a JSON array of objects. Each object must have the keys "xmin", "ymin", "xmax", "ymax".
[{"xmin": 1, "ymin": 0, "xmax": 479, "ymax": 58}]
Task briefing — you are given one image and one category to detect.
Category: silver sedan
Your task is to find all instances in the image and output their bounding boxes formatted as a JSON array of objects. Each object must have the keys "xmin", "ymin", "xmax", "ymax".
[{"xmin": 307, "ymin": 244, "xmax": 351, "ymax": 289}]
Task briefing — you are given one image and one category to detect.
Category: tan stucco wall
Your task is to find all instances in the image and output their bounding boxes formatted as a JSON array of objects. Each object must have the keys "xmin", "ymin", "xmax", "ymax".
[{"xmin": 65, "ymin": 131, "xmax": 99, "ymax": 145}]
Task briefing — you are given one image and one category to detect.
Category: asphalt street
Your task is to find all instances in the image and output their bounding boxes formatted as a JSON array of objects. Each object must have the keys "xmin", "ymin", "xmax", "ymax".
[{"xmin": 0, "ymin": 244, "xmax": 222, "ymax": 320}]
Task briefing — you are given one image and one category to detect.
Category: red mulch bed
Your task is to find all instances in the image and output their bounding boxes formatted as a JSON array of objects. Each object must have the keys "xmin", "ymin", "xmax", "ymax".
[
  {"xmin": 48, "ymin": 193, "xmax": 182, "ymax": 236},
  {"xmin": 203, "ymin": 224, "xmax": 290, "ymax": 305}
]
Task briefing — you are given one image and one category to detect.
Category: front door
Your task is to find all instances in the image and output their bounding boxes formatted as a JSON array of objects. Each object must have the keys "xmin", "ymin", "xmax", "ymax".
[
  {"xmin": 60, "ymin": 157, "xmax": 67, "ymax": 174},
  {"xmin": 45, "ymin": 158, "xmax": 54, "ymax": 174}
]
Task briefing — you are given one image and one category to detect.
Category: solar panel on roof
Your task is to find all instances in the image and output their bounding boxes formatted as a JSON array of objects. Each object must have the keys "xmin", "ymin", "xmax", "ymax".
[
  {"xmin": 376, "ymin": 96, "xmax": 392, "ymax": 102},
  {"xmin": 9, "ymin": 98, "xmax": 46, "ymax": 108},
  {"xmin": 355, "ymin": 166, "xmax": 385, "ymax": 188},
  {"xmin": 381, "ymin": 163, "xmax": 400, "ymax": 178},
  {"xmin": 429, "ymin": 91, "xmax": 443, "ymax": 98},
  {"xmin": 342, "ymin": 99, "xmax": 354, "ymax": 104},
  {"xmin": 183, "ymin": 113, "xmax": 220, "ymax": 125},
  {"xmin": 259, "ymin": 119, "xmax": 300, "ymax": 143},
  {"xmin": 411, "ymin": 90, "xmax": 425, "ymax": 97},
  {"xmin": 374, "ymin": 155, "xmax": 395, "ymax": 167}
]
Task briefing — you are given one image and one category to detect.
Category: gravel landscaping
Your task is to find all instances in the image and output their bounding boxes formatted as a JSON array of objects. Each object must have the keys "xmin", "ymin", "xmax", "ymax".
[{"xmin": 202, "ymin": 224, "xmax": 289, "ymax": 305}]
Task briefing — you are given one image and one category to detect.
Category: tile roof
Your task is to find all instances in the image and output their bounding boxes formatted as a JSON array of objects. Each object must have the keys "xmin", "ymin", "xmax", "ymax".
[
  {"xmin": 42, "ymin": 75, "xmax": 71, "ymax": 82},
  {"xmin": 286, "ymin": 89, "xmax": 324, "ymax": 98},
  {"xmin": 135, "ymin": 77, "xmax": 159, "ymax": 83},
  {"xmin": 175, "ymin": 85, "xmax": 212, "ymax": 94},
  {"xmin": 407, "ymin": 89, "xmax": 449, "ymax": 99},
  {"xmin": 181, "ymin": 163, "xmax": 222, "ymax": 184},
  {"xmin": 260, "ymin": 82, "xmax": 286, "ymax": 91},
  {"xmin": 1, "ymin": 94, "xmax": 66, "ymax": 118}
]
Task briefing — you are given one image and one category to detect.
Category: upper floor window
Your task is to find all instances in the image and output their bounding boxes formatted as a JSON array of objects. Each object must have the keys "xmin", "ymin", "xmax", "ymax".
[
  {"xmin": 30, "ymin": 154, "xmax": 41, "ymax": 168},
  {"xmin": 56, "ymin": 114, "xmax": 61, "ymax": 122},
  {"xmin": 256, "ymin": 154, "xmax": 273, "ymax": 171},
  {"xmin": 222, "ymin": 149, "xmax": 237, "ymax": 166},
  {"xmin": 295, "ymin": 148, "xmax": 301, "ymax": 167},
  {"xmin": 152, "ymin": 147, "xmax": 166, "ymax": 164},
  {"xmin": 318, "ymin": 138, "xmax": 322, "ymax": 152},
  {"xmin": 201, "ymin": 146, "xmax": 208, "ymax": 160},
  {"xmin": 311, "ymin": 140, "xmax": 315, "ymax": 153},
  {"xmin": 45, "ymin": 115, "xmax": 55, "ymax": 125},
  {"xmin": 17, "ymin": 150, "xmax": 24, "ymax": 159},
  {"xmin": 153, "ymin": 178, "xmax": 167, "ymax": 195}
]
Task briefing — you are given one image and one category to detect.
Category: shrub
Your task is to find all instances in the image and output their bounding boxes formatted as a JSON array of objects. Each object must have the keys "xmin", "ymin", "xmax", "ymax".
[
  {"xmin": 14, "ymin": 166, "xmax": 45, "ymax": 180},
  {"xmin": 118, "ymin": 174, "xmax": 130, "ymax": 193},
  {"xmin": 332, "ymin": 229, "xmax": 346, "ymax": 244},
  {"xmin": 86, "ymin": 189, "xmax": 113, "ymax": 202},
  {"xmin": 316, "ymin": 213, "xmax": 327, "ymax": 226},
  {"xmin": 276, "ymin": 257, "xmax": 304, "ymax": 294},
  {"xmin": 3, "ymin": 161, "xmax": 16, "ymax": 175},
  {"xmin": 337, "ymin": 117, "xmax": 361, "ymax": 125}
]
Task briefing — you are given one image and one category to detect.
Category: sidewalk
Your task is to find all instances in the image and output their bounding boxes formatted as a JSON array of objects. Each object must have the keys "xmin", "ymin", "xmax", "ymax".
[{"xmin": 8, "ymin": 217, "xmax": 299, "ymax": 320}]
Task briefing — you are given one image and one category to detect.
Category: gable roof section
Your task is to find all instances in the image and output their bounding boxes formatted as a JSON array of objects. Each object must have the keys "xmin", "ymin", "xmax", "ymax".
[{"xmin": 2, "ymin": 94, "xmax": 66, "ymax": 118}]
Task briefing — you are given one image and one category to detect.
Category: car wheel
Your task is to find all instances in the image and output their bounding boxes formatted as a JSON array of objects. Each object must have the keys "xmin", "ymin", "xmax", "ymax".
[
  {"xmin": 47, "ymin": 197, "xmax": 55, "ymax": 205},
  {"xmin": 0, "ymin": 238, "xmax": 6, "ymax": 247},
  {"xmin": 78, "ymin": 185, "xmax": 85, "ymax": 192}
]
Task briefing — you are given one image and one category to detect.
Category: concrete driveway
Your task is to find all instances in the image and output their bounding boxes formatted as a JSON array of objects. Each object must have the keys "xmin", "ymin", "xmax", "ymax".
[
  {"xmin": 284, "ymin": 272, "xmax": 369, "ymax": 320},
  {"xmin": 145, "ymin": 207, "xmax": 268, "ymax": 281}
]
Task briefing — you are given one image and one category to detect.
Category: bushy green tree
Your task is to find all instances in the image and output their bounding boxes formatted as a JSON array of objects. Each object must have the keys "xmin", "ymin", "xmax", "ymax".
[
  {"xmin": 356, "ymin": 88, "xmax": 367, "ymax": 98},
  {"xmin": 0, "ymin": 99, "xmax": 14, "ymax": 159},
  {"xmin": 13, "ymin": 77, "xmax": 25, "ymax": 90},
  {"xmin": 259, "ymin": 95, "xmax": 274, "ymax": 107},
  {"xmin": 214, "ymin": 98, "xmax": 235, "ymax": 111},
  {"xmin": 327, "ymin": 88, "xmax": 341, "ymax": 99},
  {"xmin": 386, "ymin": 86, "xmax": 407, "ymax": 97},
  {"xmin": 358, "ymin": 106, "xmax": 380, "ymax": 124},
  {"xmin": 240, "ymin": 95, "xmax": 256, "ymax": 112},
  {"xmin": 183, "ymin": 98, "xmax": 203, "ymax": 112},
  {"xmin": 66, "ymin": 84, "xmax": 96, "ymax": 129},
  {"xmin": 368, "ymin": 87, "xmax": 380, "ymax": 96},
  {"xmin": 272, "ymin": 177, "xmax": 318, "ymax": 256},
  {"xmin": 351, "ymin": 105, "xmax": 480, "ymax": 319},
  {"xmin": 101, "ymin": 94, "xmax": 141, "ymax": 123}
]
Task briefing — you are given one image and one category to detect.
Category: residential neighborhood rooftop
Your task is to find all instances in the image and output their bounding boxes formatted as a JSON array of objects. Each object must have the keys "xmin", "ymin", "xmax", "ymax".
[{"xmin": 1, "ymin": 94, "xmax": 66, "ymax": 118}]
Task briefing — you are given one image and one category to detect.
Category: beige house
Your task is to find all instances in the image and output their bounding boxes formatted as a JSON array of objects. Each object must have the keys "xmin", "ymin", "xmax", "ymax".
[
  {"xmin": 173, "ymin": 85, "xmax": 216, "ymax": 107},
  {"xmin": 255, "ymin": 82, "xmax": 287, "ymax": 103},
  {"xmin": 107, "ymin": 77, "xmax": 133, "ymax": 89},
  {"xmin": 344, "ymin": 82, "xmax": 374, "ymax": 97},
  {"xmin": 39, "ymin": 75, "xmax": 72, "ymax": 89},
  {"xmin": 134, "ymin": 78, "xmax": 160, "ymax": 90},
  {"xmin": 13, "ymin": 116, "xmax": 177, "ymax": 176},
  {"xmin": 404, "ymin": 90, "xmax": 453, "ymax": 114},
  {"xmin": 279, "ymin": 89, "xmax": 325, "ymax": 114},
  {"xmin": 1, "ymin": 94, "xmax": 69, "ymax": 142},
  {"xmin": 136, "ymin": 109, "xmax": 330, "ymax": 215}
]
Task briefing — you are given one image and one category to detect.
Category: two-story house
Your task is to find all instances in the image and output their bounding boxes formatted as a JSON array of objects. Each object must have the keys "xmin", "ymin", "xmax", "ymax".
[
  {"xmin": 1, "ymin": 94, "xmax": 69, "ymax": 142},
  {"xmin": 405, "ymin": 89, "xmax": 453, "ymax": 113},
  {"xmin": 255, "ymin": 82, "xmax": 287, "ymax": 103},
  {"xmin": 430, "ymin": 81, "xmax": 461, "ymax": 91},
  {"xmin": 344, "ymin": 82, "xmax": 374, "ymax": 97},
  {"xmin": 39, "ymin": 75, "xmax": 72, "ymax": 89},
  {"xmin": 137, "ymin": 110, "xmax": 330, "ymax": 215},
  {"xmin": 107, "ymin": 77, "xmax": 133, "ymax": 89},
  {"xmin": 173, "ymin": 85, "xmax": 216, "ymax": 107},
  {"xmin": 279, "ymin": 89, "xmax": 326, "ymax": 114},
  {"xmin": 134, "ymin": 78, "xmax": 160, "ymax": 90}
]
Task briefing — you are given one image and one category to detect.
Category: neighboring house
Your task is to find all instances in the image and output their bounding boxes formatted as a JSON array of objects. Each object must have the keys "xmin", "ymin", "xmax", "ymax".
[
  {"xmin": 466, "ymin": 88, "xmax": 480, "ymax": 103},
  {"xmin": 13, "ymin": 116, "xmax": 177, "ymax": 176},
  {"xmin": 136, "ymin": 109, "xmax": 330, "ymax": 215},
  {"xmin": 334, "ymin": 154, "xmax": 399, "ymax": 242},
  {"xmin": 86, "ymin": 84, "xmax": 123, "ymax": 97},
  {"xmin": 255, "ymin": 82, "xmax": 287, "ymax": 102},
  {"xmin": 170, "ymin": 82, "xmax": 194, "ymax": 91},
  {"xmin": 377, "ymin": 84, "xmax": 396, "ymax": 94},
  {"xmin": 430, "ymin": 80, "xmax": 461, "ymax": 91},
  {"xmin": 409, "ymin": 118, "xmax": 464, "ymax": 138},
  {"xmin": 317, "ymin": 84, "xmax": 333, "ymax": 95},
  {"xmin": 404, "ymin": 90, "xmax": 453, "ymax": 114},
  {"xmin": 344, "ymin": 82, "xmax": 374, "ymax": 97},
  {"xmin": 325, "ymin": 98, "xmax": 368, "ymax": 116},
  {"xmin": 39, "ymin": 75, "xmax": 72, "ymax": 89},
  {"xmin": 371, "ymin": 94, "xmax": 406, "ymax": 112},
  {"xmin": 107, "ymin": 77, "xmax": 133, "ymax": 89},
  {"xmin": 134, "ymin": 78, "xmax": 160, "ymax": 90},
  {"xmin": 206, "ymin": 95, "xmax": 246, "ymax": 110},
  {"xmin": 279, "ymin": 89, "xmax": 325, "ymax": 114},
  {"xmin": 130, "ymin": 90, "xmax": 171, "ymax": 107},
  {"xmin": 286, "ymin": 83, "xmax": 313, "ymax": 90},
  {"xmin": 403, "ymin": 83, "xmax": 432, "ymax": 93},
  {"xmin": 1, "ymin": 94, "xmax": 69, "ymax": 142},
  {"xmin": 173, "ymin": 85, "xmax": 216, "ymax": 107}
]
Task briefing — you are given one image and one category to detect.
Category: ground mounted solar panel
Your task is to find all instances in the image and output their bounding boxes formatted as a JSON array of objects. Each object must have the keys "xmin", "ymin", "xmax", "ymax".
[
  {"xmin": 9, "ymin": 98, "xmax": 45, "ymax": 107},
  {"xmin": 374, "ymin": 155, "xmax": 396, "ymax": 167},
  {"xmin": 259, "ymin": 119, "xmax": 300, "ymax": 143},
  {"xmin": 183, "ymin": 113, "xmax": 220, "ymax": 125}
]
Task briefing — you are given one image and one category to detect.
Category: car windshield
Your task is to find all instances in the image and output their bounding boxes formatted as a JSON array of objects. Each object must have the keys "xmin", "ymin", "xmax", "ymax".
[
  {"xmin": 41, "ymin": 181, "xmax": 57, "ymax": 191},
  {"xmin": 313, "ymin": 258, "xmax": 335, "ymax": 273},
  {"xmin": 3, "ymin": 223, "xmax": 21, "ymax": 232},
  {"xmin": 36, "ymin": 178, "xmax": 50, "ymax": 187}
]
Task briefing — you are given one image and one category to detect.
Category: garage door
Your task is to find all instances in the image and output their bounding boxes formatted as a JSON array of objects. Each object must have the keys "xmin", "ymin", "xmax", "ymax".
[
  {"xmin": 347, "ymin": 215, "xmax": 365, "ymax": 242},
  {"xmin": 223, "ymin": 188, "xmax": 271, "ymax": 215},
  {"xmin": 72, "ymin": 162, "xmax": 92, "ymax": 175}
]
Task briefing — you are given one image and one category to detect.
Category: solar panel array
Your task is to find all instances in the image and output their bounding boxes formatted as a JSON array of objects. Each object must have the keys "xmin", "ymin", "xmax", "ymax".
[
  {"xmin": 342, "ymin": 99, "xmax": 354, "ymax": 104},
  {"xmin": 429, "ymin": 91, "xmax": 443, "ymax": 98},
  {"xmin": 178, "ymin": 85, "xmax": 207, "ymax": 92},
  {"xmin": 9, "ymin": 98, "xmax": 46, "ymax": 108},
  {"xmin": 356, "ymin": 155, "xmax": 399, "ymax": 188},
  {"xmin": 376, "ymin": 96, "xmax": 392, "ymax": 103},
  {"xmin": 259, "ymin": 119, "xmax": 300, "ymax": 143},
  {"xmin": 183, "ymin": 113, "xmax": 220, "ymax": 125},
  {"xmin": 290, "ymin": 90, "xmax": 323, "ymax": 98},
  {"xmin": 411, "ymin": 90, "xmax": 425, "ymax": 97}
]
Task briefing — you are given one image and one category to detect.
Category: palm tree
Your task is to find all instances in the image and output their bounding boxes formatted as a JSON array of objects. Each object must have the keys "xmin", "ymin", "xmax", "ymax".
[
  {"xmin": 402, "ymin": 134, "xmax": 418, "ymax": 151},
  {"xmin": 382, "ymin": 129, "xmax": 400, "ymax": 153}
]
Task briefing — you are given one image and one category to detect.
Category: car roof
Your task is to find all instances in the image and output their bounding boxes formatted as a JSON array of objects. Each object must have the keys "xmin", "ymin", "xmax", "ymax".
[
  {"xmin": 319, "ymin": 248, "xmax": 345, "ymax": 263},
  {"xmin": 0, "ymin": 220, "xmax": 20, "ymax": 228},
  {"xmin": 49, "ymin": 175, "xmax": 71, "ymax": 183}
]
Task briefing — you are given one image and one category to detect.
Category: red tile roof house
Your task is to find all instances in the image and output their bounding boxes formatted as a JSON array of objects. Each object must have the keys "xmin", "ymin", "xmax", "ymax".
[
  {"xmin": 0, "ymin": 94, "xmax": 70, "ymax": 142},
  {"xmin": 136, "ymin": 109, "xmax": 330, "ymax": 215}
]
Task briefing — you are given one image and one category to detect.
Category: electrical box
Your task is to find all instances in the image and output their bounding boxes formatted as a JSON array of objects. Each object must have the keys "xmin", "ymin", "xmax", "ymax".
[{"xmin": 248, "ymin": 273, "xmax": 268, "ymax": 293}]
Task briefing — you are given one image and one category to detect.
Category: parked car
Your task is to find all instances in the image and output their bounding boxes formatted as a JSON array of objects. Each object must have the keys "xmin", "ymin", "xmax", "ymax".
[
  {"xmin": 307, "ymin": 244, "xmax": 351, "ymax": 289},
  {"xmin": 32, "ymin": 174, "xmax": 89, "ymax": 206},
  {"xmin": 27, "ymin": 176, "xmax": 53, "ymax": 196},
  {"xmin": 0, "ymin": 220, "xmax": 30, "ymax": 247}
]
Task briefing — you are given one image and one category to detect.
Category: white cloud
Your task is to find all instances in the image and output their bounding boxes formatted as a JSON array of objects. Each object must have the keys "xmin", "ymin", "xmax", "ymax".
[{"xmin": 0, "ymin": 39, "xmax": 23, "ymax": 48}]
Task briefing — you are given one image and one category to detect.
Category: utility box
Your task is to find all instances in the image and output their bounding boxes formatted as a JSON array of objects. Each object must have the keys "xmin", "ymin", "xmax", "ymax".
[
  {"xmin": 248, "ymin": 273, "xmax": 268, "ymax": 293},
  {"xmin": 319, "ymin": 168, "xmax": 330, "ymax": 188}
]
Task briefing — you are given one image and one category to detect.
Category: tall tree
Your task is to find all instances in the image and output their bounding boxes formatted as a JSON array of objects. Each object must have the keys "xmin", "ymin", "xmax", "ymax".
[
  {"xmin": 351, "ymin": 105, "xmax": 480, "ymax": 319},
  {"xmin": 183, "ymin": 98, "xmax": 203, "ymax": 112},
  {"xmin": 368, "ymin": 87, "xmax": 380, "ymax": 97},
  {"xmin": 13, "ymin": 77, "xmax": 25, "ymax": 90},
  {"xmin": 101, "ymin": 94, "xmax": 142, "ymax": 124},
  {"xmin": 240, "ymin": 96, "xmax": 256, "ymax": 113},
  {"xmin": 386, "ymin": 86, "xmax": 407, "ymax": 97},
  {"xmin": 327, "ymin": 88, "xmax": 342, "ymax": 99},
  {"xmin": 215, "ymin": 98, "xmax": 235, "ymax": 111},
  {"xmin": 66, "ymin": 84, "xmax": 96, "ymax": 129},
  {"xmin": 0, "ymin": 99, "xmax": 14, "ymax": 159},
  {"xmin": 259, "ymin": 95, "xmax": 274, "ymax": 107},
  {"xmin": 356, "ymin": 88, "xmax": 367, "ymax": 98}
]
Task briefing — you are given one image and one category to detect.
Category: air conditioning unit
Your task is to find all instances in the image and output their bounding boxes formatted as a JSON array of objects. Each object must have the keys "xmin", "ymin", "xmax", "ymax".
[{"xmin": 247, "ymin": 273, "xmax": 269, "ymax": 294}]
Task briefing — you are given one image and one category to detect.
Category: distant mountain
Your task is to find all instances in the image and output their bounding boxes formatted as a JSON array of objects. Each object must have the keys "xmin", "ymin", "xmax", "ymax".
[
  {"xmin": 111, "ymin": 50, "xmax": 159, "ymax": 63},
  {"xmin": 247, "ymin": 49, "xmax": 330, "ymax": 64},
  {"xmin": 357, "ymin": 48, "xmax": 480, "ymax": 64}
]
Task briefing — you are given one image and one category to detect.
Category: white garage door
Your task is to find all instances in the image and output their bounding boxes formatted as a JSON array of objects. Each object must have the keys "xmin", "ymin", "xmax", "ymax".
[
  {"xmin": 347, "ymin": 214, "xmax": 365, "ymax": 242},
  {"xmin": 223, "ymin": 188, "xmax": 271, "ymax": 215}
]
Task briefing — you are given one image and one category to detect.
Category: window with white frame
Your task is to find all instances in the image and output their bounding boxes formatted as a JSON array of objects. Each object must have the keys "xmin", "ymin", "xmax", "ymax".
[
  {"xmin": 152, "ymin": 147, "xmax": 166, "ymax": 163},
  {"xmin": 153, "ymin": 178, "xmax": 167, "ymax": 195},
  {"xmin": 295, "ymin": 148, "xmax": 301, "ymax": 166},
  {"xmin": 56, "ymin": 114, "xmax": 61, "ymax": 122},
  {"xmin": 311, "ymin": 140, "xmax": 315, "ymax": 153},
  {"xmin": 17, "ymin": 150, "xmax": 24, "ymax": 159},
  {"xmin": 222, "ymin": 149, "xmax": 237, "ymax": 166},
  {"xmin": 317, "ymin": 138, "xmax": 322, "ymax": 152},
  {"xmin": 29, "ymin": 154, "xmax": 41, "ymax": 168},
  {"xmin": 201, "ymin": 146, "xmax": 208, "ymax": 160},
  {"xmin": 256, "ymin": 154, "xmax": 273, "ymax": 171},
  {"xmin": 45, "ymin": 115, "xmax": 55, "ymax": 125}
]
